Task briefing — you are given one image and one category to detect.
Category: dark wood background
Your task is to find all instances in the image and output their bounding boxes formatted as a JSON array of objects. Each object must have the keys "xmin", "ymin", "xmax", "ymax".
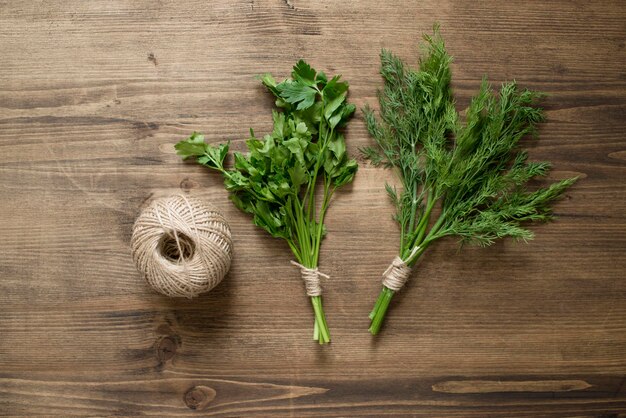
[{"xmin": 1, "ymin": 0, "xmax": 625, "ymax": 416}]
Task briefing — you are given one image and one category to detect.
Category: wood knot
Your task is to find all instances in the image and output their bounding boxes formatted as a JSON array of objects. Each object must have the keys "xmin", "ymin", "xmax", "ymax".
[
  {"xmin": 179, "ymin": 177, "xmax": 198, "ymax": 191},
  {"xmin": 155, "ymin": 335, "xmax": 179, "ymax": 362},
  {"xmin": 184, "ymin": 386, "xmax": 216, "ymax": 410}
]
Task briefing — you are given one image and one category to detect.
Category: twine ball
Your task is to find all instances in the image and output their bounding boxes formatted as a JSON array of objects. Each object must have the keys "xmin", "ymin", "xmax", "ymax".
[{"xmin": 131, "ymin": 195, "xmax": 232, "ymax": 298}]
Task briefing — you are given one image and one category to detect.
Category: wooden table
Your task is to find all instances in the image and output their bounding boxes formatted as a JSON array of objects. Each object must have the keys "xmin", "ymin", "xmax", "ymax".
[{"xmin": 1, "ymin": 1, "xmax": 625, "ymax": 416}]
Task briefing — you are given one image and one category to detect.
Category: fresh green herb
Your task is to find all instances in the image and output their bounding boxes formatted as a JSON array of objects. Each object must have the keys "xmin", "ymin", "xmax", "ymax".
[
  {"xmin": 362, "ymin": 26, "xmax": 577, "ymax": 335},
  {"xmin": 176, "ymin": 60, "xmax": 357, "ymax": 344}
]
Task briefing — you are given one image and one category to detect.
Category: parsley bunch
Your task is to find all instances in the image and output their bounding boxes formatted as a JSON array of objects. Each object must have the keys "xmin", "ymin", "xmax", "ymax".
[
  {"xmin": 176, "ymin": 60, "xmax": 357, "ymax": 344},
  {"xmin": 362, "ymin": 27, "xmax": 577, "ymax": 335}
]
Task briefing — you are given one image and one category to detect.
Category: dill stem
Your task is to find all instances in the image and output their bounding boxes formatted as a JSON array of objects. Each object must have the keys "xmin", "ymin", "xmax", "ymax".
[
  {"xmin": 425, "ymin": 211, "xmax": 447, "ymax": 241},
  {"xmin": 402, "ymin": 190, "xmax": 436, "ymax": 260},
  {"xmin": 405, "ymin": 180, "xmax": 420, "ymax": 246},
  {"xmin": 368, "ymin": 286, "xmax": 395, "ymax": 335},
  {"xmin": 413, "ymin": 191, "xmax": 435, "ymax": 248},
  {"xmin": 369, "ymin": 288, "xmax": 386, "ymax": 320}
]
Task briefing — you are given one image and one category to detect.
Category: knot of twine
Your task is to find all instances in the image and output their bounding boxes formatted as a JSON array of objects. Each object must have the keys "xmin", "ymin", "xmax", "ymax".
[
  {"xmin": 131, "ymin": 194, "xmax": 233, "ymax": 298},
  {"xmin": 290, "ymin": 260, "xmax": 329, "ymax": 297},
  {"xmin": 381, "ymin": 247, "xmax": 419, "ymax": 291}
]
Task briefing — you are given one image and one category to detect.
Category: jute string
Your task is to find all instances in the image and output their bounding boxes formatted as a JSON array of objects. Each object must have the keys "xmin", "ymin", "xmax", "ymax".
[
  {"xmin": 290, "ymin": 260, "xmax": 329, "ymax": 297},
  {"xmin": 131, "ymin": 195, "xmax": 233, "ymax": 298},
  {"xmin": 381, "ymin": 247, "xmax": 419, "ymax": 291}
]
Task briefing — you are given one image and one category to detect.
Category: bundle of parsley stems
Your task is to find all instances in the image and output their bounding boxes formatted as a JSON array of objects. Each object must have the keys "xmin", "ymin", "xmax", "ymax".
[
  {"xmin": 362, "ymin": 27, "xmax": 577, "ymax": 335},
  {"xmin": 176, "ymin": 61, "xmax": 357, "ymax": 344}
]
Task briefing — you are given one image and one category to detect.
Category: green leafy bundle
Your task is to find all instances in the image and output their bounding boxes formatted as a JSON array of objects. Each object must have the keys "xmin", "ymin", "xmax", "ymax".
[
  {"xmin": 176, "ymin": 60, "xmax": 357, "ymax": 344},
  {"xmin": 362, "ymin": 27, "xmax": 577, "ymax": 335}
]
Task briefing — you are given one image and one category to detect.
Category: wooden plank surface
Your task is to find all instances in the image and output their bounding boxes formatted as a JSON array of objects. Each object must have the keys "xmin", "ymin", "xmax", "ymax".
[{"xmin": 1, "ymin": 0, "xmax": 625, "ymax": 415}]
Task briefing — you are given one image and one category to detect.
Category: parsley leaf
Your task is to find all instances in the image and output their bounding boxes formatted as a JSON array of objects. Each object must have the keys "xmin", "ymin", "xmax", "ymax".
[
  {"xmin": 292, "ymin": 59, "xmax": 316, "ymax": 86},
  {"xmin": 276, "ymin": 80, "xmax": 317, "ymax": 110},
  {"xmin": 175, "ymin": 132, "xmax": 228, "ymax": 170}
]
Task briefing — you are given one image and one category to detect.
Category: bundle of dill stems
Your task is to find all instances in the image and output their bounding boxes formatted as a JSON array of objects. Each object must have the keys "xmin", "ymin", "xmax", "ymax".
[{"xmin": 362, "ymin": 26, "xmax": 576, "ymax": 335}]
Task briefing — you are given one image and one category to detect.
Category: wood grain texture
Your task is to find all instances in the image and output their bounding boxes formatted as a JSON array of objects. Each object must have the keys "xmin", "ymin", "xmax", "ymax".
[{"xmin": 1, "ymin": 0, "xmax": 625, "ymax": 416}]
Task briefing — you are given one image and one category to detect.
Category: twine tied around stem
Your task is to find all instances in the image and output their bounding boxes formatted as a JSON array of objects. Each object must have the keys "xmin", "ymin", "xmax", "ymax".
[
  {"xmin": 290, "ymin": 260, "xmax": 330, "ymax": 297},
  {"xmin": 381, "ymin": 246, "xmax": 419, "ymax": 291}
]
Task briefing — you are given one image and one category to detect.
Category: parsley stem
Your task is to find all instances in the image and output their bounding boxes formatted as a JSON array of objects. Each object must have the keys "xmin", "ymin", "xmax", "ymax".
[
  {"xmin": 313, "ymin": 178, "xmax": 333, "ymax": 266},
  {"xmin": 294, "ymin": 199, "xmax": 310, "ymax": 265},
  {"xmin": 311, "ymin": 296, "xmax": 330, "ymax": 343},
  {"xmin": 307, "ymin": 99, "xmax": 328, "ymax": 224},
  {"xmin": 287, "ymin": 239, "xmax": 301, "ymax": 263}
]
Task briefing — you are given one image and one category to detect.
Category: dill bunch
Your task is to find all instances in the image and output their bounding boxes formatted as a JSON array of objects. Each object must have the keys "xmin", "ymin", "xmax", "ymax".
[{"xmin": 362, "ymin": 26, "xmax": 577, "ymax": 335}]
